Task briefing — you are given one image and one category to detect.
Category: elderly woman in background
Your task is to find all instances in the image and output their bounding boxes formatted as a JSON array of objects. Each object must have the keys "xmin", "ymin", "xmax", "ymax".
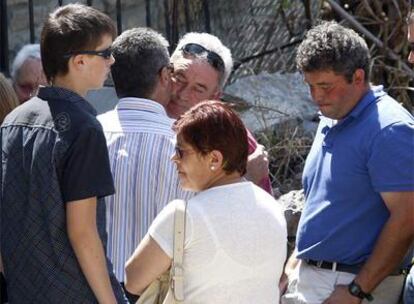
[
  {"xmin": 0, "ymin": 73, "xmax": 19, "ymax": 123},
  {"xmin": 125, "ymin": 100, "xmax": 287, "ymax": 303}
]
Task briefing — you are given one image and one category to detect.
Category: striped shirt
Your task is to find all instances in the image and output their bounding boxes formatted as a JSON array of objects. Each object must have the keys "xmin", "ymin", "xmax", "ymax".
[{"xmin": 98, "ymin": 98, "xmax": 192, "ymax": 281}]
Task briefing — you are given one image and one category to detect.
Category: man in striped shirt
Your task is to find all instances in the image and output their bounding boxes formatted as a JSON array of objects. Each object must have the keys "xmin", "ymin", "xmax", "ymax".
[
  {"xmin": 98, "ymin": 28, "xmax": 192, "ymax": 290},
  {"xmin": 167, "ymin": 32, "xmax": 272, "ymax": 193}
]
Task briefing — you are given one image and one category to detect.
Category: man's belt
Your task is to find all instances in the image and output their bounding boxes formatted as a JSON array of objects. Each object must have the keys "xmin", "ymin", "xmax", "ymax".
[{"xmin": 305, "ymin": 259, "xmax": 408, "ymax": 276}]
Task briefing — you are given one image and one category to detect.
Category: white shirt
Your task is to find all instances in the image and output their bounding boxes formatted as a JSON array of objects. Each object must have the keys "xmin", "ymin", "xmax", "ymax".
[
  {"xmin": 149, "ymin": 181, "xmax": 287, "ymax": 303},
  {"xmin": 98, "ymin": 97, "xmax": 192, "ymax": 281}
]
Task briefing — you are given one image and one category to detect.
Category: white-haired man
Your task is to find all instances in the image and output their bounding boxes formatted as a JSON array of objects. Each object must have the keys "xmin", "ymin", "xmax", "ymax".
[
  {"xmin": 11, "ymin": 44, "xmax": 47, "ymax": 103},
  {"xmin": 168, "ymin": 32, "xmax": 272, "ymax": 193}
]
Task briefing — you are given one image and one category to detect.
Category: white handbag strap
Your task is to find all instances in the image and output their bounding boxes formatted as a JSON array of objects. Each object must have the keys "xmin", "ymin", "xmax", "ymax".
[{"xmin": 171, "ymin": 199, "xmax": 186, "ymax": 301}]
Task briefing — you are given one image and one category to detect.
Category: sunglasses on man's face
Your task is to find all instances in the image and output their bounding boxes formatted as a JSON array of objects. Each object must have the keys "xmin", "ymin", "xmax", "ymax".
[
  {"xmin": 181, "ymin": 43, "xmax": 225, "ymax": 72},
  {"xmin": 63, "ymin": 47, "xmax": 113, "ymax": 60}
]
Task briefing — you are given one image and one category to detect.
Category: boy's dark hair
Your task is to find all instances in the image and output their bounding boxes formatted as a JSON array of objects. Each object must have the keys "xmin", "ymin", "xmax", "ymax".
[{"xmin": 41, "ymin": 3, "xmax": 116, "ymax": 82}]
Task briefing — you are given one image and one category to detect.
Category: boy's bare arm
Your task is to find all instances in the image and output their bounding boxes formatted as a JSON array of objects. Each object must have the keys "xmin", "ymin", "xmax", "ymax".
[{"xmin": 67, "ymin": 197, "xmax": 117, "ymax": 304}]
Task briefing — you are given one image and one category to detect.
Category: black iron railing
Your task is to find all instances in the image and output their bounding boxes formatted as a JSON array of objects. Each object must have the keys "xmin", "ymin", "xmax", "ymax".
[
  {"xmin": 0, "ymin": 0, "xmax": 211, "ymax": 76},
  {"xmin": 0, "ymin": 0, "xmax": 10, "ymax": 75}
]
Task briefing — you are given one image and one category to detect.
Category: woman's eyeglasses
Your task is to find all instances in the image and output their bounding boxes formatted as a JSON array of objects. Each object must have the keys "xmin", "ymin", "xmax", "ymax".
[
  {"xmin": 175, "ymin": 146, "xmax": 185, "ymax": 159},
  {"xmin": 181, "ymin": 43, "xmax": 225, "ymax": 72},
  {"xmin": 63, "ymin": 47, "xmax": 113, "ymax": 59},
  {"xmin": 175, "ymin": 146, "xmax": 196, "ymax": 159}
]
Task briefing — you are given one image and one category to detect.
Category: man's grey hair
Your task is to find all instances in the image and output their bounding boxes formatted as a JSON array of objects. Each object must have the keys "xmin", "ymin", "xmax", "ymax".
[
  {"xmin": 111, "ymin": 27, "xmax": 170, "ymax": 99},
  {"xmin": 171, "ymin": 32, "xmax": 233, "ymax": 89},
  {"xmin": 296, "ymin": 21, "xmax": 370, "ymax": 82},
  {"xmin": 11, "ymin": 44, "xmax": 41, "ymax": 81}
]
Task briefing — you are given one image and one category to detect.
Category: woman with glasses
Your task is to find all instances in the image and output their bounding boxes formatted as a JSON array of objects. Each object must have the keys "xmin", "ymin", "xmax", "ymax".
[{"xmin": 125, "ymin": 100, "xmax": 287, "ymax": 303}]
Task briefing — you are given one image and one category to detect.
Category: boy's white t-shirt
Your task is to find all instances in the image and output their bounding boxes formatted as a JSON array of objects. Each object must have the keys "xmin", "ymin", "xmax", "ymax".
[{"xmin": 148, "ymin": 181, "xmax": 287, "ymax": 304}]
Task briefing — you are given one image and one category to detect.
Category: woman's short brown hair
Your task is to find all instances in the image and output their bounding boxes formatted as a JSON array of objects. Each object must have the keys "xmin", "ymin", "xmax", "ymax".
[{"xmin": 173, "ymin": 100, "xmax": 248, "ymax": 175}]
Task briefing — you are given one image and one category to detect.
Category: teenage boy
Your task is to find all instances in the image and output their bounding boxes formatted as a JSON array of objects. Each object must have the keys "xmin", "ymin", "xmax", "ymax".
[{"xmin": 0, "ymin": 4, "xmax": 127, "ymax": 303}]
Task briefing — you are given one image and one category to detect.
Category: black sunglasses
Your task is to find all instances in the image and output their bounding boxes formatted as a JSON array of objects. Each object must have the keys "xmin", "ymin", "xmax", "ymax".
[
  {"xmin": 174, "ymin": 146, "xmax": 197, "ymax": 159},
  {"xmin": 175, "ymin": 146, "xmax": 187, "ymax": 159},
  {"xmin": 175, "ymin": 146, "xmax": 183, "ymax": 159},
  {"xmin": 63, "ymin": 47, "xmax": 113, "ymax": 60},
  {"xmin": 181, "ymin": 43, "xmax": 225, "ymax": 72}
]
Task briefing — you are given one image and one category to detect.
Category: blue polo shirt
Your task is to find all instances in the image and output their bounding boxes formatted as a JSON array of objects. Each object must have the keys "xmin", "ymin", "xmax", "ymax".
[{"xmin": 296, "ymin": 86, "xmax": 414, "ymax": 265}]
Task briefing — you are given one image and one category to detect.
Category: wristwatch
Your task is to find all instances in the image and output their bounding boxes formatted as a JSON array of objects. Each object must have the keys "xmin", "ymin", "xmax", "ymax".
[{"xmin": 348, "ymin": 280, "xmax": 374, "ymax": 302}]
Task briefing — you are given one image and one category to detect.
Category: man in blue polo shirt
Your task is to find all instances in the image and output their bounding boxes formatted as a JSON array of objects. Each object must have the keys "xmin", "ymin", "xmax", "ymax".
[{"xmin": 281, "ymin": 21, "xmax": 414, "ymax": 304}]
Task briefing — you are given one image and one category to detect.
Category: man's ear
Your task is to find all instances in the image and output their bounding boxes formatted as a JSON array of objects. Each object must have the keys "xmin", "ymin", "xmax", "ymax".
[
  {"xmin": 353, "ymin": 69, "xmax": 365, "ymax": 85},
  {"xmin": 159, "ymin": 66, "xmax": 172, "ymax": 88},
  {"xmin": 212, "ymin": 90, "xmax": 222, "ymax": 100}
]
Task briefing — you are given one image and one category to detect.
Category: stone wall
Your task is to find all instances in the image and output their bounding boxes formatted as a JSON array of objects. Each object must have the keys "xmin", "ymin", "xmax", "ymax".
[{"xmin": 4, "ymin": 0, "xmax": 316, "ymax": 77}]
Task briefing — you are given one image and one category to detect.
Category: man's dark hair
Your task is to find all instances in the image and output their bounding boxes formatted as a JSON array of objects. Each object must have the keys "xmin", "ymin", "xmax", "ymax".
[
  {"xmin": 296, "ymin": 21, "xmax": 370, "ymax": 82},
  {"xmin": 41, "ymin": 3, "xmax": 116, "ymax": 82},
  {"xmin": 111, "ymin": 27, "xmax": 170, "ymax": 99}
]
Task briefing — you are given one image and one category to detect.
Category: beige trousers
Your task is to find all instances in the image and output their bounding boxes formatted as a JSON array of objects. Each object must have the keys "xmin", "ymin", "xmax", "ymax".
[{"xmin": 281, "ymin": 261, "xmax": 405, "ymax": 304}]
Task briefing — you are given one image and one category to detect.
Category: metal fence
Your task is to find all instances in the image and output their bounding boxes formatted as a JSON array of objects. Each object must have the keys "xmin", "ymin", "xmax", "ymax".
[{"xmin": 0, "ymin": 0, "xmax": 212, "ymax": 76}]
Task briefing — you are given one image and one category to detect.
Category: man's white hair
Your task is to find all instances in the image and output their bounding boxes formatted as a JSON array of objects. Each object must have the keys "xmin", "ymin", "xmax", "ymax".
[
  {"xmin": 11, "ymin": 44, "xmax": 41, "ymax": 81},
  {"xmin": 171, "ymin": 32, "xmax": 233, "ymax": 89}
]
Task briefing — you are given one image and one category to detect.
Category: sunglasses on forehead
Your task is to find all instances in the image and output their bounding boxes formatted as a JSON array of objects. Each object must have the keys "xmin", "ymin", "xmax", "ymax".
[
  {"xmin": 181, "ymin": 43, "xmax": 225, "ymax": 72},
  {"xmin": 63, "ymin": 47, "xmax": 113, "ymax": 60}
]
